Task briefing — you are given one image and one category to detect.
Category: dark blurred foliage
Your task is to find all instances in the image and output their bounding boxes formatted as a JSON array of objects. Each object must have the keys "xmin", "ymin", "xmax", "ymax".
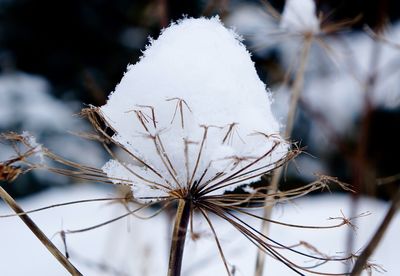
[
  {"xmin": 1, "ymin": 0, "xmax": 399, "ymax": 199},
  {"xmin": 1, "ymin": 0, "xmax": 399, "ymax": 104},
  {"xmin": 316, "ymin": 0, "xmax": 400, "ymax": 31},
  {"xmin": 0, "ymin": 0, "xmax": 205, "ymax": 105}
]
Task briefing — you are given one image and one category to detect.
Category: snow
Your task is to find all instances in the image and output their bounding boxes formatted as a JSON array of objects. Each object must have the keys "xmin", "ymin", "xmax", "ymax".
[
  {"xmin": 101, "ymin": 17, "xmax": 288, "ymax": 201},
  {"xmin": 280, "ymin": 0, "xmax": 320, "ymax": 34},
  {"xmin": 0, "ymin": 185, "xmax": 398, "ymax": 275}
]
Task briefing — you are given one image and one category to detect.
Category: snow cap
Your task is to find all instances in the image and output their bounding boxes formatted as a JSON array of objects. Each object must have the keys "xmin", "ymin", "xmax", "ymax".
[{"xmin": 100, "ymin": 17, "xmax": 288, "ymax": 201}]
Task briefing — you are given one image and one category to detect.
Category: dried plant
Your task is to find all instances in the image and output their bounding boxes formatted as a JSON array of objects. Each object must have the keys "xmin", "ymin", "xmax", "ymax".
[
  {"xmin": 252, "ymin": 2, "xmax": 365, "ymax": 275},
  {"xmin": 0, "ymin": 16, "xmax": 374, "ymax": 276},
  {"xmin": 1, "ymin": 102, "xmax": 360, "ymax": 276}
]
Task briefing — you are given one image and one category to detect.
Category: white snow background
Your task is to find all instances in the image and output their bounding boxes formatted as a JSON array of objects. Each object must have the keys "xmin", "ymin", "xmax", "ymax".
[{"xmin": 0, "ymin": 185, "xmax": 399, "ymax": 275}]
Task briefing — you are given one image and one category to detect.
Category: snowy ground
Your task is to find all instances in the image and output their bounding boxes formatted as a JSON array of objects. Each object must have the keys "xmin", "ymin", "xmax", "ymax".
[{"xmin": 0, "ymin": 184, "xmax": 399, "ymax": 276}]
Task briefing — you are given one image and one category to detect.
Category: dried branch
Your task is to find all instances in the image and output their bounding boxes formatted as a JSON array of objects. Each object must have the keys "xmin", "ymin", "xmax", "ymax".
[{"xmin": 0, "ymin": 187, "xmax": 82, "ymax": 275}]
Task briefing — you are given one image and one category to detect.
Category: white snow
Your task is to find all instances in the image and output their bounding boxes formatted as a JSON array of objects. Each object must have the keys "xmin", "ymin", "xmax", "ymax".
[
  {"xmin": 280, "ymin": 0, "xmax": 320, "ymax": 34},
  {"xmin": 0, "ymin": 185, "xmax": 398, "ymax": 275},
  {"xmin": 101, "ymin": 17, "xmax": 288, "ymax": 201}
]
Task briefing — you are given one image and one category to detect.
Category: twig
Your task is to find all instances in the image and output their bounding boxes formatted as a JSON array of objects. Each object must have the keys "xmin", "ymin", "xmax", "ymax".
[
  {"xmin": 0, "ymin": 186, "xmax": 82, "ymax": 275},
  {"xmin": 350, "ymin": 188, "xmax": 400, "ymax": 275}
]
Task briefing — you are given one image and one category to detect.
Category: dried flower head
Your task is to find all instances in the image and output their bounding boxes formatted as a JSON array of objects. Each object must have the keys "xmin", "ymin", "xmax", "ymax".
[{"xmin": 0, "ymin": 17, "xmax": 360, "ymax": 276}]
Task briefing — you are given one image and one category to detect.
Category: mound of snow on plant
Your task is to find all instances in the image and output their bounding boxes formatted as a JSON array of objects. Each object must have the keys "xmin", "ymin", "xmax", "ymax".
[{"xmin": 101, "ymin": 17, "xmax": 288, "ymax": 200}]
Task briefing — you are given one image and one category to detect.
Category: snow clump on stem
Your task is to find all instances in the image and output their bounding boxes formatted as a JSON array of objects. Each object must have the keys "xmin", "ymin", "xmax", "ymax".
[{"xmin": 99, "ymin": 17, "xmax": 289, "ymax": 202}]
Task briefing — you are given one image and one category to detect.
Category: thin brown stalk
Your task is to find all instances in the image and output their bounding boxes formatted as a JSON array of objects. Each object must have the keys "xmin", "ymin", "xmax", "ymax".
[
  {"xmin": 65, "ymin": 200, "xmax": 162, "ymax": 234},
  {"xmin": 203, "ymin": 202, "xmax": 351, "ymax": 275},
  {"xmin": 168, "ymin": 199, "xmax": 191, "ymax": 276},
  {"xmin": 199, "ymin": 207, "xmax": 232, "ymax": 276},
  {"xmin": 0, "ymin": 186, "xmax": 82, "ymax": 275},
  {"xmin": 350, "ymin": 188, "xmax": 400, "ymax": 275},
  {"xmin": 346, "ymin": 37, "xmax": 382, "ymax": 269},
  {"xmin": 255, "ymin": 35, "xmax": 313, "ymax": 276},
  {"xmin": 0, "ymin": 197, "xmax": 126, "ymax": 218},
  {"xmin": 188, "ymin": 126, "xmax": 209, "ymax": 189}
]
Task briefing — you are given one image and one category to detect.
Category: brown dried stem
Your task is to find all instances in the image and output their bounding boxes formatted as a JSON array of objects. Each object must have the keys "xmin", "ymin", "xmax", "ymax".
[
  {"xmin": 168, "ymin": 199, "xmax": 191, "ymax": 276},
  {"xmin": 0, "ymin": 186, "xmax": 82, "ymax": 275},
  {"xmin": 255, "ymin": 35, "xmax": 313, "ymax": 276},
  {"xmin": 350, "ymin": 188, "xmax": 400, "ymax": 275}
]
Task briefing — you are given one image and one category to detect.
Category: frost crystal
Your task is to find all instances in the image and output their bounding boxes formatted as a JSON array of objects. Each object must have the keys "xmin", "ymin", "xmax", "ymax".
[
  {"xmin": 280, "ymin": 0, "xmax": 320, "ymax": 33},
  {"xmin": 100, "ymin": 17, "xmax": 288, "ymax": 201},
  {"xmin": 21, "ymin": 131, "xmax": 44, "ymax": 163}
]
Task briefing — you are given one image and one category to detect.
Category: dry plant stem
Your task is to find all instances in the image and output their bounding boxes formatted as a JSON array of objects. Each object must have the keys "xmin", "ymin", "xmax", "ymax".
[
  {"xmin": 255, "ymin": 36, "xmax": 313, "ymax": 276},
  {"xmin": 350, "ymin": 188, "xmax": 400, "ymax": 276},
  {"xmin": 168, "ymin": 199, "xmax": 191, "ymax": 276},
  {"xmin": 346, "ymin": 39, "xmax": 382, "ymax": 269},
  {"xmin": 0, "ymin": 187, "xmax": 82, "ymax": 276}
]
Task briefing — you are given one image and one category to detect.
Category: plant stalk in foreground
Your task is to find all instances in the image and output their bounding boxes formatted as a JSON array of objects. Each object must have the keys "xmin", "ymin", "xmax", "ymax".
[
  {"xmin": 0, "ymin": 186, "xmax": 82, "ymax": 276},
  {"xmin": 168, "ymin": 199, "xmax": 191, "ymax": 276},
  {"xmin": 350, "ymin": 188, "xmax": 400, "ymax": 275}
]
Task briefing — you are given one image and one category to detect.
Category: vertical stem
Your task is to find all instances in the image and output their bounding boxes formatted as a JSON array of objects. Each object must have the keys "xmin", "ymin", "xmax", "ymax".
[
  {"xmin": 168, "ymin": 199, "xmax": 191, "ymax": 276},
  {"xmin": 0, "ymin": 187, "xmax": 82, "ymax": 276},
  {"xmin": 346, "ymin": 39, "xmax": 382, "ymax": 271},
  {"xmin": 254, "ymin": 36, "xmax": 312, "ymax": 276}
]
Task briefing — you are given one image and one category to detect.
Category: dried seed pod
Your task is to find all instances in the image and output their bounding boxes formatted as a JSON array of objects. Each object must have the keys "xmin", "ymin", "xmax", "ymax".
[{"xmin": 0, "ymin": 164, "xmax": 22, "ymax": 182}]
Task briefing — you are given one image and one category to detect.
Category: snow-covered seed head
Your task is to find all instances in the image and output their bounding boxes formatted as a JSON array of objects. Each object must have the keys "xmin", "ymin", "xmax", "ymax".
[
  {"xmin": 99, "ymin": 17, "xmax": 290, "ymax": 202},
  {"xmin": 280, "ymin": 0, "xmax": 320, "ymax": 34}
]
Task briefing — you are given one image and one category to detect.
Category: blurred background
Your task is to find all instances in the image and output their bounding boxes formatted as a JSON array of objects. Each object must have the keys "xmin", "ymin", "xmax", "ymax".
[
  {"xmin": 1, "ymin": 0, "xmax": 399, "ymax": 201},
  {"xmin": 1, "ymin": 1, "xmax": 400, "ymax": 275}
]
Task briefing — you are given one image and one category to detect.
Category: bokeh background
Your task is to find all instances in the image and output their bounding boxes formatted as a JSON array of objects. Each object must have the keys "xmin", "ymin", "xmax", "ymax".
[
  {"xmin": 1, "ymin": 1, "xmax": 400, "ymax": 275},
  {"xmin": 1, "ymin": 0, "xmax": 399, "ymax": 200}
]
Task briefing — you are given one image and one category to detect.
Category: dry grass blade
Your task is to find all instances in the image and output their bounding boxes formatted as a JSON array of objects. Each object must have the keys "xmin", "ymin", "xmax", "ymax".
[{"xmin": 0, "ymin": 186, "xmax": 82, "ymax": 275}]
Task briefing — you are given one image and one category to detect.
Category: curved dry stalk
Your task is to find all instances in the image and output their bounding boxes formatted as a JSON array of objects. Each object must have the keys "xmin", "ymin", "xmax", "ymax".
[
  {"xmin": 64, "ymin": 200, "xmax": 164, "ymax": 234},
  {"xmin": 0, "ymin": 187, "xmax": 82, "ymax": 276},
  {"xmin": 222, "ymin": 205, "xmax": 356, "ymax": 230},
  {"xmin": 205, "ymin": 201, "xmax": 353, "ymax": 263},
  {"xmin": 198, "ymin": 142, "xmax": 289, "ymax": 195},
  {"xmin": 0, "ymin": 196, "xmax": 127, "ymax": 218},
  {"xmin": 350, "ymin": 188, "xmax": 400, "ymax": 275},
  {"xmin": 198, "ymin": 207, "xmax": 232, "ymax": 276},
  {"xmin": 201, "ymin": 201, "xmax": 352, "ymax": 276},
  {"xmin": 199, "ymin": 201, "xmax": 306, "ymax": 275}
]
